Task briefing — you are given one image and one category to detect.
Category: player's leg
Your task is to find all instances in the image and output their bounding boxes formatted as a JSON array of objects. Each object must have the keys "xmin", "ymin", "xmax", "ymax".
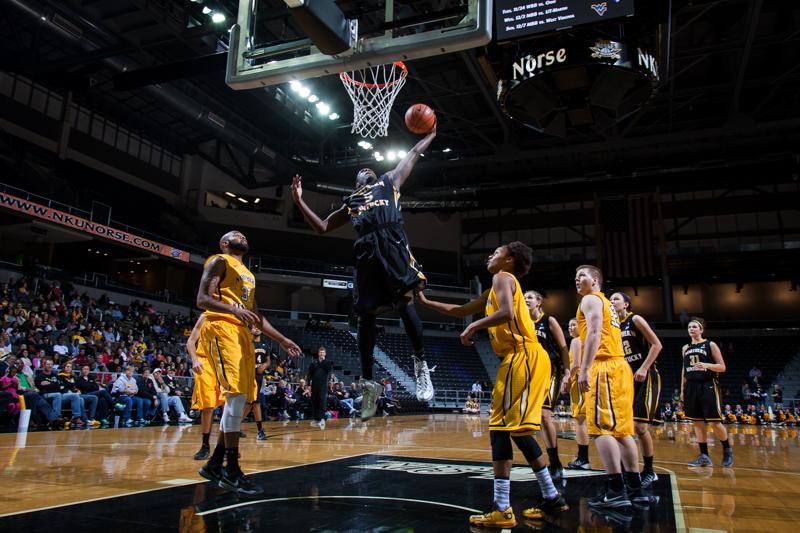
[
  {"xmin": 689, "ymin": 420, "xmax": 713, "ymax": 466},
  {"xmin": 567, "ymin": 380, "xmax": 591, "ymax": 469},
  {"xmin": 468, "ymin": 431, "xmax": 517, "ymax": 528},
  {"xmin": 706, "ymin": 383, "xmax": 733, "ymax": 467},
  {"xmin": 252, "ymin": 402, "xmax": 266, "ymax": 440},
  {"xmin": 397, "ymin": 302, "xmax": 435, "ymax": 402},
  {"xmin": 194, "ymin": 408, "xmax": 214, "ymax": 460},
  {"xmin": 513, "ymin": 433, "xmax": 569, "ymax": 520},
  {"xmin": 357, "ymin": 312, "xmax": 383, "ymax": 420},
  {"xmin": 686, "ymin": 381, "xmax": 714, "ymax": 466},
  {"xmin": 541, "ymin": 373, "xmax": 563, "ymax": 481}
]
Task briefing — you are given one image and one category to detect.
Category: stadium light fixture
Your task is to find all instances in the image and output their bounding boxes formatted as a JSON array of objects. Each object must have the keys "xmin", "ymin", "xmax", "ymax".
[
  {"xmin": 238, "ymin": 197, "xmax": 248, "ymax": 203},
  {"xmin": 308, "ymin": 94, "xmax": 319, "ymax": 103},
  {"xmin": 328, "ymin": 112, "xmax": 339, "ymax": 120},
  {"xmin": 254, "ymin": 198, "xmax": 261, "ymax": 204},
  {"xmin": 398, "ymin": 150, "xmax": 407, "ymax": 158},
  {"xmin": 224, "ymin": 191, "xmax": 236, "ymax": 197},
  {"xmin": 202, "ymin": 6, "xmax": 212, "ymax": 14},
  {"xmin": 387, "ymin": 150, "xmax": 397, "ymax": 161},
  {"xmin": 443, "ymin": 147, "xmax": 452, "ymax": 152},
  {"xmin": 289, "ymin": 80, "xmax": 302, "ymax": 92},
  {"xmin": 298, "ymin": 86, "xmax": 310, "ymax": 98},
  {"xmin": 316, "ymin": 102, "xmax": 330, "ymax": 115},
  {"xmin": 211, "ymin": 12, "xmax": 226, "ymax": 23}
]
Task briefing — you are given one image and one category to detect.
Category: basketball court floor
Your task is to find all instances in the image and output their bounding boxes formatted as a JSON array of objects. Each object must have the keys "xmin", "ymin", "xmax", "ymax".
[{"xmin": 0, "ymin": 415, "xmax": 795, "ymax": 531}]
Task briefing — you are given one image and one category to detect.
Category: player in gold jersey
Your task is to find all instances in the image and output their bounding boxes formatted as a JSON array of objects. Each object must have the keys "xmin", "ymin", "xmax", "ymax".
[
  {"xmin": 196, "ymin": 231, "xmax": 301, "ymax": 495},
  {"xmin": 575, "ymin": 265, "xmax": 650, "ymax": 510},
  {"xmin": 418, "ymin": 242, "xmax": 567, "ymax": 529},
  {"xmin": 563, "ymin": 317, "xmax": 590, "ymax": 470},
  {"xmin": 186, "ymin": 314, "xmax": 222, "ymax": 461}
]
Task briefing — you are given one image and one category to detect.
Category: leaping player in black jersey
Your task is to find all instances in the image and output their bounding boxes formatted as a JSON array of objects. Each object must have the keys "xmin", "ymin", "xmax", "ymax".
[
  {"xmin": 524, "ymin": 291, "xmax": 571, "ymax": 484},
  {"xmin": 610, "ymin": 292, "xmax": 663, "ymax": 487},
  {"xmin": 682, "ymin": 317, "xmax": 733, "ymax": 468},
  {"xmin": 291, "ymin": 127, "xmax": 437, "ymax": 420}
]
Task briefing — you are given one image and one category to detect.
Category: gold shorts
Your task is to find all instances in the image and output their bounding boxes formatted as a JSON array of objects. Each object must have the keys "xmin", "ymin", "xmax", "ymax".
[
  {"xmin": 200, "ymin": 318, "xmax": 257, "ymax": 403},
  {"xmin": 489, "ymin": 341, "xmax": 551, "ymax": 436},
  {"xmin": 570, "ymin": 376, "xmax": 586, "ymax": 418},
  {"xmin": 586, "ymin": 357, "xmax": 634, "ymax": 437}
]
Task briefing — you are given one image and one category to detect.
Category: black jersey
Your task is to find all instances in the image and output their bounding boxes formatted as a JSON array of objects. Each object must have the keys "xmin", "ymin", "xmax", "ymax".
[
  {"xmin": 534, "ymin": 313, "xmax": 559, "ymax": 367},
  {"xmin": 620, "ymin": 313, "xmax": 648, "ymax": 372},
  {"xmin": 254, "ymin": 339, "xmax": 271, "ymax": 368},
  {"xmin": 345, "ymin": 174, "xmax": 404, "ymax": 236},
  {"xmin": 683, "ymin": 340, "xmax": 716, "ymax": 382}
]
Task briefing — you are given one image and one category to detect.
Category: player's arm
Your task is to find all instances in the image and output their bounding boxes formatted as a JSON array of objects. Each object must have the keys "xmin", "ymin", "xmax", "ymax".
[
  {"xmin": 290, "ymin": 175, "xmax": 349, "ymax": 234},
  {"xmin": 459, "ymin": 274, "xmax": 515, "ymax": 347},
  {"xmin": 416, "ymin": 289, "xmax": 489, "ymax": 318},
  {"xmin": 577, "ymin": 295, "xmax": 603, "ymax": 392},
  {"xmin": 681, "ymin": 345, "xmax": 687, "ymax": 402},
  {"xmin": 388, "ymin": 126, "xmax": 437, "ymax": 190},
  {"xmin": 548, "ymin": 316, "xmax": 571, "ymax": 381},
  {"xmin": 632, "ymin": 314, "xmax": 663, "ymax": 382},
  {"xmin": 696, "ymin": 341, "xmax": 726, "ymax": 373},
  {"xmin": 196, "ymin": 256, "xmax": 259, "ymax": 326},
  {"xmin": 561, "ymin": 337, "xmax": 582, "ymax": 394},
  {"xmin": 254, "ymin": 299, "xmax": 301, "ymax": 357},
  {"xmin": 186, "ymin": 315, "xmax": 205, "ymax": 373}
]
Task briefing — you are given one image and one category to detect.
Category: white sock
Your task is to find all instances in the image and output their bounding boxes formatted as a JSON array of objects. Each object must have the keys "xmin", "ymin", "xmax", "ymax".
[
  {"xmin": 534, "ymin": 466, "xmax": 558, "ymax": 499},
  {"xmin": 493, "ymin": 477, "xmax": 511, "ymax": 510}
]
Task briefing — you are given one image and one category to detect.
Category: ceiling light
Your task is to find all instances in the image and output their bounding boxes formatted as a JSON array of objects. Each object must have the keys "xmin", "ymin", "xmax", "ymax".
[
  {"xmin": 254, "ymin": 198, "xmax": 261, "ymax": 204},
  {"xmin": 211, "ymin": 12, "xmax": 226, "ymax": 23},
  {"xmin": 130, "ymin": 270, "xmax": 134, "ymax": 274},
  {"xmin": 299, "ymin": 86, "xmax": 310, "ymax": 98},
  {"xmin": 95, "ymin": 250, "xmax": 100, "ymax": 254},
  {"xmin": 316, "ymin": 102, "xmax": 330, "ymax": 115},
  {"xmin": 328, "ymin": 112, "xmax": 339, "ymax": 120},
  {"xmin": 387, "ymin": 150, "xmax": 397, "ymax": 161},
  {"xmin": 308, "ymin": 94, "xmax": 319, "ymax": 103},
  {"xmin": 443, "ymin": 147, "xmax": 452, "ymax": 153},
  {"xmin": 103, "ymin": 253, "xmax": 108, "ymax": 256},
  {"xmin": 358, "ymin": 140, "xmax": 372, "ymax": 150},
  {"xmin": 225, "ymin": 191, "xmax": 236, "ymax": 197},
  {"xmin": 238, "ymin": 197, "xmax": 248, "ymax": 203},
  {"xmin": 202, "ymin": 6, "xmax": 212, "ymax": 14},
  {"xmin": 144, "ymin": 270, "xmax": 148, "ymax": 273},
  {"xmin": 289, "ymin": 80, "xmax": 301, "ymax": 92},
  {"xmin": 398, "ymin": 150, "xmax": 407, "ymax": 158},
  {"xmin": 136, "ymin": 262, "xmax": 141, "ymax": 265}
]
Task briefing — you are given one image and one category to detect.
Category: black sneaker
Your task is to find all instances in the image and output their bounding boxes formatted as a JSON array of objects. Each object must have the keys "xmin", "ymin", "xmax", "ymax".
[
  {"xmin": 590, "ymin": 507, "xmax": 633, "ymax": 529},
  {"xmin": 521, "ymin": 494, "xmax": 569, "ymax": 519},
  {"xmin": 218, "ymin": 468, "xmax": 264, "ymax": 495},
  {"xmin": 640, "ymin": 470, "xmax": 658, "ymax": 488},
  {"xmin": 688, "ymin": 453, "xmax": 713, "ymax": 467},
  {"xmin": 549, "ymin": 464, "xmax": 564, "ymax": 485},
  {"xmin": 722, "ymin": 448, "xmax": 734, "ymax": 468},
  {"xmin": 239, "ymin": 431, "xmax": 247, "ymax": 438},
  {"xmin": 193, "ymin": 444, "xmax": 210, "ymax": 461},
  {"xmin": 567, "ymin": 457, "xmax": 592, "ymax": 470},
  {"xmin": 588, "ymin": 487, "xmax": 631, "ymax": 509},
  {"xmin": 257, "ymin": 430, "xmax": 267, "ymax": 441},
  {"xmin": 628, "ymin": 483, "xmax": 658, "ymax": 507},
  {"xmin": 199, "ymin": 462, "xmax": 223, "ymax": 483}
]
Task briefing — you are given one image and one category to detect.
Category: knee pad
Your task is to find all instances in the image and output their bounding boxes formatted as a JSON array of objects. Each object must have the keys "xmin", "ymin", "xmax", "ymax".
[
  {"xmin": 511, "ymin": 434, "xmax": 543, "ymax": 463},
  {"xmin": 222, "ymin": 394, "xmax": 247, "ymax": 433},
  {"xmin": 490, "ymin": 431, "xmax": 513, "ymax": 461}
]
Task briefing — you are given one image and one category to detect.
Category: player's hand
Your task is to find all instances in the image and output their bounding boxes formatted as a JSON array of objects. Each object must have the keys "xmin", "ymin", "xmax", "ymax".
[
  {"xmin": 577, "ymin": 368, "xmax": 590, "ymax": 393},
  {"xmin": 415, "ymin": 291, "xmax": 430, "ymax": 305},
  {"xmin": 192, "ymin": 358, "xmax": 204, "ymax": 374},
  {"xmin": 634, "ymin": 367, "xmax": 648, "ymax": 382},
  {"xmin": 291, "ymin": 174, "xmax": 303, "ymax": 201},
  {"xmin": 233, "ymin": 307, "xmax": 260, "ymax": 327},
  {"xmin": 460, "ymin": 324, "xmax": 476, "ymax": 346},
  {"xmin": 559, "ymin": 374, "xmax": 571, "ymax": 395},
  {"xmin": 281, "ymin": 338, "xmax": 302, "ymax": 357},
  {"xmin": 692, "ymin": 362, "xmax": 706, "ymax": 371}
]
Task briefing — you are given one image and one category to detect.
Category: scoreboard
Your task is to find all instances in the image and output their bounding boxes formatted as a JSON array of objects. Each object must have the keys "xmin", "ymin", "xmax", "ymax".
[{"xmin": 496, "ymin": 0, "xmax": 635, "ymax": 41}]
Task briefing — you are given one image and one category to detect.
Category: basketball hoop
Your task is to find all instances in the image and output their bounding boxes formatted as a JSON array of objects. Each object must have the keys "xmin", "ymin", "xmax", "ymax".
[{"xmin": 340, "ymin": 61, "xmax": 408, "ymax": 139}]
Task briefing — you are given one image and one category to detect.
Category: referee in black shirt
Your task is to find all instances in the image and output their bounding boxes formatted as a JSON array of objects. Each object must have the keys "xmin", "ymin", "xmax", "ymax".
[{"xmin": 308, "ymin": 347, "xmax": 334, "ymax": 429}]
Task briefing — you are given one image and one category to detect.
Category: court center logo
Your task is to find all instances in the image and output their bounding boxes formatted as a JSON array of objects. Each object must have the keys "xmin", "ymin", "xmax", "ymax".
[
  {"xmin": 351, "ymin": 459, "xmax": 604, "ymax": 481},
  {"xmin": 590, "ymin": 40, "xmax": 622, "ymax": 60},
  {"xmin": 591, "ymin": 3, "xmax": 608, "ymax": 16}
]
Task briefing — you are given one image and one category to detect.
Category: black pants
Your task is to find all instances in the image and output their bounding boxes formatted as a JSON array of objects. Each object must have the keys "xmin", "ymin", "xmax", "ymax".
[{"xmin": 311, "ymin": 388, "xmax": 328, "ymax": 422}]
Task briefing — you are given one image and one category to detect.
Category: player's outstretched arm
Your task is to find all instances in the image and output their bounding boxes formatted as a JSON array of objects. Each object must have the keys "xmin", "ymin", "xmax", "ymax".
[
  {"xmin": 632, "ymin": 314, "xmax": 663, "ymax": 382},
  {"xmin": 577, "ymin": 295, "xmax": 603, "ymax": 392},
  {"xmin": 416, "ymin": 289, "xmax": 489, "ymax": 317},
  {"xmin": 254, "ymin": 299, "xmax": 301, "ymax": 357},
  {"xmin": 459, "ymin": 274, "xmax": 516, "ymax": 346},
  {"xmin": 548, "ymin": 315, "xmax": 571, "ymax": 381},
  {"xmin": 291, "ymin": 174, "xmax": 349, "ymax": 234},
  {"xmin": 196, "ymin": 256, "xmax": 260, "ymax": 327},
  {"xmin": 389, "ymin": 125, "xmax": 436, "ymax": 190}
]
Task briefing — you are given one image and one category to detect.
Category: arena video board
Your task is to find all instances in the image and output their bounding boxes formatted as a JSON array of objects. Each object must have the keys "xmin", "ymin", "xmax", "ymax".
[{"xmin": 496, "ymin": 0, "xmax": 635, "ymax": 41}]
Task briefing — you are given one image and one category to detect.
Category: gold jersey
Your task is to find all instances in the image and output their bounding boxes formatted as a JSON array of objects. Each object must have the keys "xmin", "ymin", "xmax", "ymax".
[
  {"xmin": 202, "ymin": 254, "xmax": 256, "ymax": 326},
  {"xmin": 576, "ymin": 291, "xmax": 624, "ymax": 359},
  {"xmin": 485, "ymin": 272, "xmax": 538, "ymax": 355}
]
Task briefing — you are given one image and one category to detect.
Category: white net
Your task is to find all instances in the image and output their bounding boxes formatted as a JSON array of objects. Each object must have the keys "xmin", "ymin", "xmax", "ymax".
[{"xmin": 340, "ymin": 61, "xmax": 408, "ymax": 139}]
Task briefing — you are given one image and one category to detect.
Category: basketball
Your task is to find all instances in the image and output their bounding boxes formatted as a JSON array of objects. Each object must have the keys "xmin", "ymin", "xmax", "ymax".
[{"xmin": 405, "ymin": 103, "xmax": 436, "ymax": 134}]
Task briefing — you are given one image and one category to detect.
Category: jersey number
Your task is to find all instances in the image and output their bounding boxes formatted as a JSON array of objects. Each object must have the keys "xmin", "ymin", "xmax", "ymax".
[
  {"xmin": 241, "ymin": 286, "xmax": 251, "ymax": 302},
  {"xmin": 622, "ymin": 340, "xmax": 632, "ymax": 356},
  {"xmin": 688, "ymin": 354, "xmax": 700, "ymax": 366}
]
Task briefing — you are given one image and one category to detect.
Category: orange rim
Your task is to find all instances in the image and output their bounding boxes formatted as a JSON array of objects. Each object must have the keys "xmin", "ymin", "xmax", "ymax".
[{"xmin": 340, "ymin": 61, "xmax": 407, "ymax": 89}]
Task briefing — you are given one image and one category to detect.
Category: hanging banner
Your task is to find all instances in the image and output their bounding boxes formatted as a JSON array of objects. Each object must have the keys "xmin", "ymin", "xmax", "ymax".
[{"xmin": 0, "ymin": 191, "xmax": 191, "ymax": 262}]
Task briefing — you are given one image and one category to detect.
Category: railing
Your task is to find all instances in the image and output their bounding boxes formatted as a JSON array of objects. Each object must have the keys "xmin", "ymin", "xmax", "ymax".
[{"xmin": 431, "ymin": 388, "xmax": 492, "ymax": 410}]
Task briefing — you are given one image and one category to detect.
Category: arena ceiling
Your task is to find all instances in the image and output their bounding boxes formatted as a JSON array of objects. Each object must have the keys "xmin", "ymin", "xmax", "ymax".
[{"xmin": 2, "ymin": 0, "xmax": 800, "ymax": 204}]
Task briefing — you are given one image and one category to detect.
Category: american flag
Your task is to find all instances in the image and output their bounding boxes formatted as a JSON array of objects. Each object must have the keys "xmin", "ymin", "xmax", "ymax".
[{"xmin": 600, "ymin": 195, "xmax": 655, "ymax": 279}]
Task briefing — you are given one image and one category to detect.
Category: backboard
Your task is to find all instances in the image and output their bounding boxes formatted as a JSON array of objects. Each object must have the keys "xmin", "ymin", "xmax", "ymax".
[{"xmin": 226, "ymin": 0, "xmax": 492, "ymax": 90}]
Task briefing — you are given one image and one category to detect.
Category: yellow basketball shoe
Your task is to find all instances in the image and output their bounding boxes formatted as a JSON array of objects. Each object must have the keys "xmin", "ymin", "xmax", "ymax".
[
  {"xmin": 522, "ymin": 494, "xmax": 569, "ymax": 519},
  {"xmin": 468, "ymin": 506, "xmax": 517, "ymax": 528}
]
